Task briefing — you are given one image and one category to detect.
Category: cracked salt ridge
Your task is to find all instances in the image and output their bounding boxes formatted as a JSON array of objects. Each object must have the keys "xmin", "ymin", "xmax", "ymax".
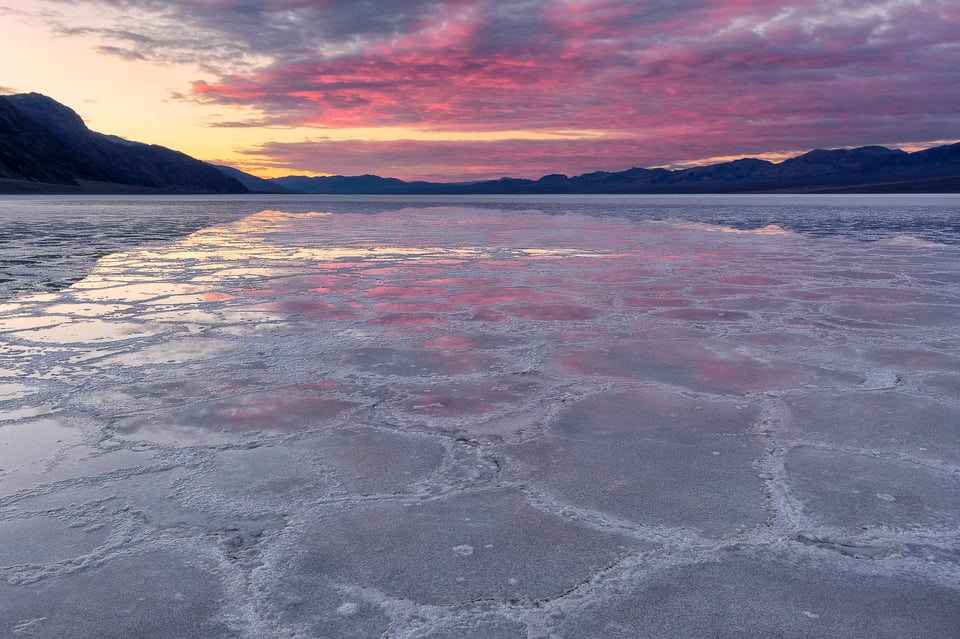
[{"xmin": 1, "ymin": 206, "xmax": 959, "ymax": 638}]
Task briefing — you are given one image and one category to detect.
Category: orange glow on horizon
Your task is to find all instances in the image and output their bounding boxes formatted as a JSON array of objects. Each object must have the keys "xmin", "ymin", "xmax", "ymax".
[{"xmin": 3, "ymin": 0, "xmax": 959, "ymax": 181}]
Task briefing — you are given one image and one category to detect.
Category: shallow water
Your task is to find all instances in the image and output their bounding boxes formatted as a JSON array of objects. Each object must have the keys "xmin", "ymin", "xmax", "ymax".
[
  {"xmin": 1, "ymin": 197, "xmax": 959, "ymax": 637},
  {"xmin": 2, "ymin": 193, "xmax": 959, "ymax": 298}
]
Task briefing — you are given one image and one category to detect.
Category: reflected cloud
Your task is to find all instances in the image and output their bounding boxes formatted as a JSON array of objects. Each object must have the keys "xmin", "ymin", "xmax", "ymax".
[
  {"xmin": 5, "ymin": 205, "xmax": 954, "ymax": 454},
  {"xmin": 3, "ymin": 199, "xmax": 960, "ymax": 632},
  {"xmin": 877, "ymin": 236, "xmax": 950, "ymax": 248},
  {"xmin": 13, "ymin": 319, "xmax": 165, "ymax": 344},
  {"xmin": 668, "ymin": 222, "xmax": 797, "ymax": 236},
  {"xmin": 114, "ymin": 390, "xmax": 358, "ymax": 444},
  {"xmin": 0, "ymin": 382, "xmax": 37, "ymax": 402},
  {"xmin": 0, "ymin": 419, "xmax": 82, "ymax": 470}
]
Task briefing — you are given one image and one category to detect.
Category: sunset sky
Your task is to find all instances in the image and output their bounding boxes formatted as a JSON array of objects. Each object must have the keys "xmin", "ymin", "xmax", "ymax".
[{"xmin": 2, "ymin": 0, "xmax": 958, "ymax": 181}]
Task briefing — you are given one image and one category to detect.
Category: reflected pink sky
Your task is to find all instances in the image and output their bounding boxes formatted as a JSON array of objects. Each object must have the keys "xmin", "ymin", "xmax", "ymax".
[{"xmin": 5, "ymin": 207, "xmax": 958, "ymax": 440}]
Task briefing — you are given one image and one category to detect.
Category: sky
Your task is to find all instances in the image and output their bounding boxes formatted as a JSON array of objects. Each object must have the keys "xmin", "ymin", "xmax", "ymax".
[{"xmin": 1, "ymin": 0, "xmax": 958, "ymax": 181}]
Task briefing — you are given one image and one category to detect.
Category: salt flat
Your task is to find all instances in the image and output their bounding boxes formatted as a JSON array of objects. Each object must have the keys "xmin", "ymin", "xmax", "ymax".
[{"xmin": 1, "ymin": 205, "xmax": 958, "ymax": 638}]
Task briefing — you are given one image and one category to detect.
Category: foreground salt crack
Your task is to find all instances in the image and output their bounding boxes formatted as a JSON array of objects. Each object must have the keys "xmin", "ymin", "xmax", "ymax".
[{"xmin": 1, "ymin": 207, "xmax": 958, "ymax": 638}]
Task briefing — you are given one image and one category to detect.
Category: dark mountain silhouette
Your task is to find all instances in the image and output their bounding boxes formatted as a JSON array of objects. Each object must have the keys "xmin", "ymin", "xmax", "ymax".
[
  {"xmin": 0, "ymin": 93, "xmax": 248, "ymax": 193},
  {"xmin": 272, "ymin": 174, "xmax": 442, "ymax": 194},
  {"xmin": 272, "ymin": 143, "xmax": 960, "ymax": 194},
  {"xmin": 1, "ymin": 92, "xmax": 958, "ymax": 195},
  {"xmin": 211, "ymin": 164, "xmax": 296, "ymax": 193}
]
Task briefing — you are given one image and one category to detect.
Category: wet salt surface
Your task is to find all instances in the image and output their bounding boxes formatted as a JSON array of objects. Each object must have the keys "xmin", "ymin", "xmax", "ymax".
[{"xmin": 1, "ymin": 202, "xmax": 959, "ymax": 637}]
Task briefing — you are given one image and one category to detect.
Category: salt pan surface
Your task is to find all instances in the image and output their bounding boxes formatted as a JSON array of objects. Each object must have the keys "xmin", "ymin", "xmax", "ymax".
[{"xmin": 1, "ymin": 203, "xmax": 959, "ymax": 637}]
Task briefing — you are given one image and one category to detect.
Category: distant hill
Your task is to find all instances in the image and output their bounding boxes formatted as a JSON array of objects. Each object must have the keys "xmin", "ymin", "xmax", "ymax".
[
  {"xmin": 269, "ymin": 144, "xmax": 960, "ymax": 194},
  {"xmin": 211, "ymin": 164, "xmax": 296, "ymax": 193},
  {"xmin": 271, "ymin": 173, "xmax": 443, "ymax": 194},
  {"xmin": 2, "ymin": 92, "xmax": 958, "ymax": 195},
  {"xmin": 0, "ymin": 93, "xmax": 248, "ymax": 194}
]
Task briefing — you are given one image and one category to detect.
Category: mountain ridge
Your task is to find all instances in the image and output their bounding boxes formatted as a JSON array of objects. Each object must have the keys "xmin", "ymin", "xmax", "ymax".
[
  {"xmin": 0, "ymin": 92, "xmax": 248, "ymax": 194},
  {"xmin": 272, "ymin": 143, "xmax": 960, "ymax": 194},
  {"xmin": 1, "ymin": 92, "xmax": 958, "ymax": 194}
]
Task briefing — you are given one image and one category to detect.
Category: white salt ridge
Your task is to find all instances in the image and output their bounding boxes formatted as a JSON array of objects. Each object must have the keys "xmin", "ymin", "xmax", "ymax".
[
  {"xmin": 1, "ymin": 202, "xmax": 959, "ymax": 638},
  {"xmin": 862, "ymin": 368, "xmax": 901, "ymax": 389}
]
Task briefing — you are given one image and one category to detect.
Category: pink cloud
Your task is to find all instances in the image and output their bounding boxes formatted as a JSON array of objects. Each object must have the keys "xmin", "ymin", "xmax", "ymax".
[{"xmin": 42, "ymin": 0, "xmax": 960, "ymax": 176}]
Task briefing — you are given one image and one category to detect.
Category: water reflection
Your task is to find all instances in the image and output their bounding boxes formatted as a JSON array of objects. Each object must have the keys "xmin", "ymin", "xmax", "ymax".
[
  {"xmin": 114, "ymin": 390, "xmax": 358, "ymax": 444},
  {"xmin": 2, "ymin": 205, "xmax": 958, "ymax": 445},
  {"xmin": 3, "ymin": 200, "xmax": 960, "ymax": 632},
  {"xmin": 0, "ymin": 419, "xmax": 81, "ymax": 470}
]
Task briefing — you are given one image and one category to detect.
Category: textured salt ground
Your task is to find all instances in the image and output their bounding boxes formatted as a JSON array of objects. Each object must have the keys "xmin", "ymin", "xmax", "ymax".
[
  {"xmin": 551, "ymin": 551, "xmax": 960, "ymax": 639},
  {"xmin": 1, "ymin": 207, "xmax": 958, "ymax": 638},
  {"xmin": 498, "ymin": 391, "xmax": 767, "ymax": 537}
]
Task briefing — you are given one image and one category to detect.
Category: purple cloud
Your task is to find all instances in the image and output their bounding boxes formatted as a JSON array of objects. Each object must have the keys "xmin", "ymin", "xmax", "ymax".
[{"xmin": 37, "ymin": 0, "xmax": 960, "ymax": 177}]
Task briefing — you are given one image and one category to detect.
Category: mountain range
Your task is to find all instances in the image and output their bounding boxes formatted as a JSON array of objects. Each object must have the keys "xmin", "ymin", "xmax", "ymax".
[{"xmin": 1, "ymin": 92, "xmax": 958, "ymax": 194}]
